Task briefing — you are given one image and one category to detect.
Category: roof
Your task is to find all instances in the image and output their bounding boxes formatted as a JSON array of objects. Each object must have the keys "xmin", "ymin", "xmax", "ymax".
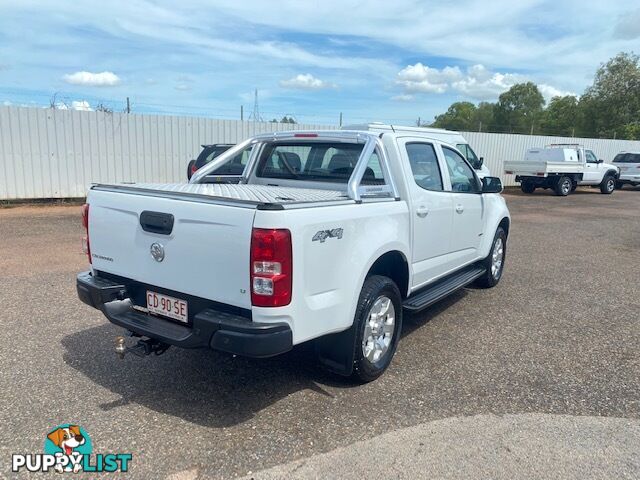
[{"xmin": 341, "ymin": 123, "xmax": 461, "ymax": 136}]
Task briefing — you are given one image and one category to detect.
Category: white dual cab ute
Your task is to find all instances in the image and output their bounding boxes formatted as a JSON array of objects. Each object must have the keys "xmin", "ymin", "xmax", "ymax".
[
  {"xmin": 76, "ymin": 124, "xmax": 510, "ymax": 382},
  {"xmin": 505, "ymin": 144, "xmax": 620, "ymax": 196}
]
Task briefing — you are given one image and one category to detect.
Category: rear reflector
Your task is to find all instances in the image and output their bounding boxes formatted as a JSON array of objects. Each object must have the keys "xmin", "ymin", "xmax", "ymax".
[
  {"xmin": 81, "ymin": 203, "xmax": 91, "ymax": 264},
  {"xmin": 191, "ymin": 164, "xmax": 198, "ymax": 174},
  {"xmin": 536, "ymin": 172, "xmax": 545, "ymax": 176},
  {"xmin": 505, "ymin": 170, "xmax": 514, "ymax": 175},
  {"xmin": 250, "ymin": 228, "xmax": 292, "ymax": 307}
]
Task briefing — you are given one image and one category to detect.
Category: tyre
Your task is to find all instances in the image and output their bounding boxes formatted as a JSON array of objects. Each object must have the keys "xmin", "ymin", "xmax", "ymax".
[
  {"xmin": 476, "ymin": 227, "xmax": 507, "ymax": 288},
  {"xmin": 600, "ymin": 175, "xmax": 615, "ymax": 194},
  {"xmin": 554, "ymin": 176, "xmax": 572, "ymax": 196},
  {"xmin": 521, "ymin": 182, "xmax": 535, "ymax": 194},
  {"xmin": 615, "ymin": 180, "xmax": 624, "ymax": 190},
  {"xmin": 351, "ymin": 275, "xmax": 403, "ymax": 383}
]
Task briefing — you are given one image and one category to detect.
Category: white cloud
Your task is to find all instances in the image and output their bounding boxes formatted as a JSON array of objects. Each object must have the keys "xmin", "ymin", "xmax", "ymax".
[
  {"xmin": 279, "ymin": 73, "xmax": 335, "ymax": 90},
  {"xmin": 537, "ymin": 84, "xmax": 576, "ymax": 101},
  {"xmin": 63, "ymin": 71, "xmax": 120, "ymax": 87},
  {"xmin": 396, "ymin": 63, "xmax": 461, "ymax": 94},
  {"xmin": 48, "ymin": 100, "xmax": 94, "ymax": 111},
  {"xmin": 396, "ymin": 63, "xmax": 574, "ymax": 102},
  {"xmin": 391, "ymin": 94, "xmax": 414, "ymax": 102},
  {"xmin": 3, "ymin": 100, "xmax": 11, "ymax": 106},
  {"xmin": 71, "ymin": 100, "xmax": 93, "ymax": 111},
  {"xmin": 174, "ymin": 84, "xmax": 191, "ymax": 91}
]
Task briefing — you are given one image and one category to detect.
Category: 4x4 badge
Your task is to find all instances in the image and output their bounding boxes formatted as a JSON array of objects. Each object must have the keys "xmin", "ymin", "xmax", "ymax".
[{"xmin": 312, "ymin": 228, "xmax": 343, "ymax": 243}]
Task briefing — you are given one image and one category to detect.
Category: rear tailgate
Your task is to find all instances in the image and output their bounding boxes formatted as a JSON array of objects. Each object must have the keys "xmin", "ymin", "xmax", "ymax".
[{"xmin": 87, "ymin": 187, "xmax": 255, "ymax": 310}]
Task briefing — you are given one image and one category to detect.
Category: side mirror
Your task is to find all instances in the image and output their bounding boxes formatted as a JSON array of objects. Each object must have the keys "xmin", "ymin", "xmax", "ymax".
[
  {"xmin": 598, "ymin": 159, "xmax": 604, "ymax": 163},
  {"xmin": 479, "ymin": 157, "xmax": 484, "ymax": 167},
  {"xmin": 481, "ymin": 176, "xmax": 503, "ymax": 193}
]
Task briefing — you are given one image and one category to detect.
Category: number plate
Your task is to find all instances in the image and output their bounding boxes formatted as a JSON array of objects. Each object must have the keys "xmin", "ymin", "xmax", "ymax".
[{"xmin": 146, "ymin": 291, "xmax": 188, "ymax": 323}]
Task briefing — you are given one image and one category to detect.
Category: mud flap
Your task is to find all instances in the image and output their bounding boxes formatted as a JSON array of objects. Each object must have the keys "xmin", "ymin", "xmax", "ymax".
[{"xmin": 314, "ymin": 324, "xmax": 356, "ymax": 376}]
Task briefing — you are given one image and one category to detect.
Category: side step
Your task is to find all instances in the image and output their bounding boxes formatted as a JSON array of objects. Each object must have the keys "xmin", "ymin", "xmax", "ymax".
[{"xmin": 403, "ymin": 265, "xmax": 486, "ymax": 312}]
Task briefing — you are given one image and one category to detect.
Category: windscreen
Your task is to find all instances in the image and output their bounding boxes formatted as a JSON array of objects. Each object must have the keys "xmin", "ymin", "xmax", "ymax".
[
  {"xmin": 456, "ymin": 143, "xmax": 481, "ymax": 169},
  {"xmin": 255, "ymin": 142, "xmax": 385, "ymax": 185}
]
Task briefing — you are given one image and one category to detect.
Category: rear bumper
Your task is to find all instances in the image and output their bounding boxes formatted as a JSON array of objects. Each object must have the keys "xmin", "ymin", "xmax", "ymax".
[
  {"xmin": 618, "ymin": 173, "xmax": 640, "ymax": 183},
  {"xmin": 76, "ymin": 271, "xmax": 292, "ymax": 358}
]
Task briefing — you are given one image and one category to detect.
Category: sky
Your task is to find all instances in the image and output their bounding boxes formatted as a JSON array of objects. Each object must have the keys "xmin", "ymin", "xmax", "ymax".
[{"xmin": 0, "ymin": 0, "xmax": 639, "ymax": 125}]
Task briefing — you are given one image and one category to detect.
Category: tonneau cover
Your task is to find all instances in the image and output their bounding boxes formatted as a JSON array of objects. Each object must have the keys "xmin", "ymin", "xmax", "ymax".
[{"xmin": 94, "ymin": 183, "xmax": 349, "ymax": 205}]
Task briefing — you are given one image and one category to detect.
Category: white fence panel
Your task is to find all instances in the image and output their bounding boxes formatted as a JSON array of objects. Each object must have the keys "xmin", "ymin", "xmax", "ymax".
[
  {"xmin": 3, "ymin": 105, "xmax": 640, "ymax": 199},
  {"xmin": 0, "ymin": 106, "xmax": 332, "ymax": 200}
]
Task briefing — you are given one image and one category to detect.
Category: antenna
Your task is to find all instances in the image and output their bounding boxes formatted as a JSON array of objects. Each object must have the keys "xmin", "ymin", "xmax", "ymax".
[{"xmin": 248, "ymin": 88, "xmax": 263, "ymax": 122}]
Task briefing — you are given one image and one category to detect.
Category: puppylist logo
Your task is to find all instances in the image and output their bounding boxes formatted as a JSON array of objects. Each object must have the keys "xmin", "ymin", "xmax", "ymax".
[{"xmin": 12, "ymin": 424, "xmax": 132, "ymax": 474}]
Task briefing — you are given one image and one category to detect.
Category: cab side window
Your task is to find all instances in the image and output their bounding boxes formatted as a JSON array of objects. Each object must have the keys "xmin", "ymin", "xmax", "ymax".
[
  {"xmin": 405, "ymin": 143, "xmax": 444, "ymax": 191},
  {"xmin": 442, "ymin": 147, "xmax": 480, "ymax": 193},
  {"xmin": 586, "ymin": 150, "xmax": 598, "ymax": 163}
]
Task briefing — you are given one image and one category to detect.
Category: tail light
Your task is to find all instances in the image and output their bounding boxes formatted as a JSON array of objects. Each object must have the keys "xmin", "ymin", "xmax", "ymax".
[
  {"xmin": 81, "ymin": 203, "xmax": 91, "ymax": 264},
  {"xmin": 191, "ymin": 164, "xmax": 198, "ymax": 174},
  {"xmin": 250, "ymin": 228, "xmax": 292, "ymax": 307}
]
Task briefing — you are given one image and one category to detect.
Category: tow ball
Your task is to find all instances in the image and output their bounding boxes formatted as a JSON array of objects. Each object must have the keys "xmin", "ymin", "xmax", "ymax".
[{"xmin": 115, "ymin": 335, "xmax": 170, "ymax": 359}]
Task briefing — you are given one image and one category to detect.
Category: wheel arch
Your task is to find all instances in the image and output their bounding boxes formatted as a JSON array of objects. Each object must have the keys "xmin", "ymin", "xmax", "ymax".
[
  {"xmin": 498, "ymin": 216, "xmax": 510, "ymax": 238},
  {"xmin": 365, "ymin": 250, "xmax": 410, "ymax": 299},
  {"xmin": 605, "ymin": 168, "xmax": 619, "ymax": 179}
]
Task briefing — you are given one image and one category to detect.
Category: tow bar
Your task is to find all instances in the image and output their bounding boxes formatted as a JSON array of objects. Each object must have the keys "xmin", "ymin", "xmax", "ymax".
[{"xmin": 115, "ymin": 335, "xmax": 170, "ymax": 359}]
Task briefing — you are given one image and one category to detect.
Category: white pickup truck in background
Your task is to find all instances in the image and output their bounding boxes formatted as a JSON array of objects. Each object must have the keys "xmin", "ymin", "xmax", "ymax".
[
  {"xmin": 77, "ymin": 125, "xmax": 510, "ymax": 382},
  {"xmin": 505, "ymin": 144, "xmax": 620, "ymax": 196},
  {"xmin": 345, "ymin": 123, "xmax": 491, "ymax": 177}
]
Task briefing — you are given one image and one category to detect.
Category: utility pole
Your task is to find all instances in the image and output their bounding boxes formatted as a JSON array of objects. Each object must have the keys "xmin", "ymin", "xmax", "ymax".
[
  {"xmin": 240, "ymin": 105, "xmax": 244, "ymax": 121},
  {"xmin": 339, "ymin": 112, "xmax": 342, "ymax": 127},
  {"xmin": 248, "ymin": 89, "xmax": 263, "ymax": 122},
  {"xmin": 571, "ymin": 127, "xmax": 575, "ymax": 137},
  {"xmin": 479, "ymin": 121, "xmax": 482, "ymax": 132},
  {"xmin": 126, "ymin": 97, "xmax": 130, "ymax": 114},
  {"xmin": 530, "ymin": 123, "xmax": 534, "ymax": 135}
]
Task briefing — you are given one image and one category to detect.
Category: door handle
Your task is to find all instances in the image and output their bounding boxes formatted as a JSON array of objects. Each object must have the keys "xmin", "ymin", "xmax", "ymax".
[
  {"xmin": 416, "ymin": 206, "xmax": 429, "ymax": 218},
  {"xmin": 455, "ymin": 204, "xmax": 464, "ymax": 214}
]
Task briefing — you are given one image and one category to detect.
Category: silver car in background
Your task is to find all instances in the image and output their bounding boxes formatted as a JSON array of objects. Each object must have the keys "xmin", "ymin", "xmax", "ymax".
[{"xmin": 613, "ymin": 151, "xmax": 640, "ymax": 189}]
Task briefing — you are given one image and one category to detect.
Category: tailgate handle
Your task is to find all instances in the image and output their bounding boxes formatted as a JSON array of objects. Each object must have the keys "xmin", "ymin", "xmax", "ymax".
[{"xmin": 140, "ymin": 211, "xmax": 174, "ymax": 235}]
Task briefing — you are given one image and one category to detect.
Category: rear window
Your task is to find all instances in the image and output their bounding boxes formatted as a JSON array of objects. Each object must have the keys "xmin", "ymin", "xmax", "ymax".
[
  {"xmin": 255, "ymin": 142, "xmax": 385, "ymax": 184},
  {"xmin": 614, "ymin": 153, "xmax": 640, "ymax": 163},
  {"xmin": 196, "ymin": 145, "xmax": 252, "ymax": 175}
]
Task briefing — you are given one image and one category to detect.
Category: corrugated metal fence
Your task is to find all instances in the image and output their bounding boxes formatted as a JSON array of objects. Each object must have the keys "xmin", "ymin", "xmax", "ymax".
[
  {"xmin": 0, "ymin": 106, "xmax": 330, "ymax": 199},
  {"xmin": 2, "ymin": 105, "xmax": 640, "ymax": 199}
]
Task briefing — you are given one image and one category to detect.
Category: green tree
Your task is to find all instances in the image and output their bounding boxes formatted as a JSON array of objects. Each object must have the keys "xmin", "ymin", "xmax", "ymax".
[
  {"xmin": 432, "ymin": 101, "xmax": 478, "ymax": 130},
  {"xmin": 622, "ymin": 122, "xmax": 640, "ymax": 140},
  {"xmin": 493, "ymin": 82, "xmax": 545, "ymax": 134},
  {"xmin": 540, "ymin": 95, "xmax": 579, "ymax": 136},
  {"xmin": 475, "ymin": 102, "xmax": 495, "ymax": 131},
  {"xmin": 578, "ymin": 52, "xmax": 640, "ymax": 139}
]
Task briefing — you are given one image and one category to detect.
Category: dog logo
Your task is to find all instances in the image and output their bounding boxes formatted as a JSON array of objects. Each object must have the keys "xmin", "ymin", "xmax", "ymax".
[
  {"xmin": 44, "ymin": 424, "xmax": 92, "ymax": 473},
  {"xmin": 12, "ymin": 424, "xmax": 132, "ymax": 474},
  {"xmin": 150, "ymin": 242, "xmax": 165, "ymax": 262}
]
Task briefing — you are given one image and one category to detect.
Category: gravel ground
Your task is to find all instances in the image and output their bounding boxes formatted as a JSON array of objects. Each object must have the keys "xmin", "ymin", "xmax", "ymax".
[{"xmin": 0, "ymin": 187, "xmax": 638, "ymax": 479}]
